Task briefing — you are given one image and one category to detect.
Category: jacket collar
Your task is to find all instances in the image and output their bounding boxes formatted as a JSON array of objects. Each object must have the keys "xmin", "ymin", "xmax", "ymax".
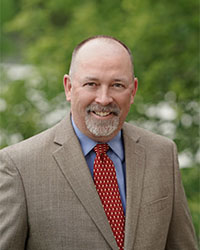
[{"xmin": 53, "ymin": 114, "xmax": 145, "ymax": 250}]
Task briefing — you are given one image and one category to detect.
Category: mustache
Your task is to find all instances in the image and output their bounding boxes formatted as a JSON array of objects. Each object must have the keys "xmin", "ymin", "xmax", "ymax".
[{"xmin": 86, "ymin": 103, "xmax": 120, "ymax": 116}]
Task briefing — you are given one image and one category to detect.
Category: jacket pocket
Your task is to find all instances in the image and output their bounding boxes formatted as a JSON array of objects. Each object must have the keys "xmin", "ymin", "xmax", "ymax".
[{"xmin": 141, "ymin": 195, "xmax": 170, "ymax": 215}]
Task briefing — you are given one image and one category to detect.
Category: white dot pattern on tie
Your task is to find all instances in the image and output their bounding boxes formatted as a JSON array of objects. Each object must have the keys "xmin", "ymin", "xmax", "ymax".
[{"xmin": 93, "ymin": 144, "xmax": 125, "ymax": 250}]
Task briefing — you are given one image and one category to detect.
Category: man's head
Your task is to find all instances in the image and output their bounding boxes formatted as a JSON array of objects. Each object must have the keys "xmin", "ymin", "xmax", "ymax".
[{"xmin": 64, "ymin": 35, "xmax": 138, "ymax": 142}]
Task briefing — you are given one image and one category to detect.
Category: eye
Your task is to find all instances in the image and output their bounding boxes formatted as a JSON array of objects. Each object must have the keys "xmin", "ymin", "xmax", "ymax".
[
  {"xmin": 112, "ymin": 83, "xmax": 125, "ymax": 88},
  {"xmin": 83, "ymin": 82, "xmax": 97, "ymax": 87}
]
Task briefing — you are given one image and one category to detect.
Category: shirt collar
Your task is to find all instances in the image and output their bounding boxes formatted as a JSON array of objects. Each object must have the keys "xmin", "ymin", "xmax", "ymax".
[{"xmin": 71, "ymin": 117, "xmax": 124, "ymax": 161}]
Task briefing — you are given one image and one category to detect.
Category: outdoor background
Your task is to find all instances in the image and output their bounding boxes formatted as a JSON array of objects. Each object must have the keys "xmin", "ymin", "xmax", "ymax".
[{"xmin": 0, "ymin": 0, "xmax": 199, "ymax": 244}]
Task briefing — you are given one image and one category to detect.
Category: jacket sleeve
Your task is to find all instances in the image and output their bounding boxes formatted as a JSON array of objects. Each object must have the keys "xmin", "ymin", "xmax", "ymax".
[
  {"xmin": 0, "ymin": 150, "xmax": 28, "ymax": 250},
  {"xmin": 166, "ymin": 142, "xmax": 198, "ymax": 250}
]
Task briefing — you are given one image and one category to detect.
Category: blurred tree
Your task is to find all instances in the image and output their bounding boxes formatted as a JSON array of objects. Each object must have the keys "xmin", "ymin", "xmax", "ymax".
[
  {"xmin": 0, "ymin": 0, "xmax": 199, "ymax": 243},
  {"xmin": 0, "ymin": 0, "xmax": 22, "ymax": 60},
  {"xmin": 1, "ymin": 0, "xmax": 199, "ymax": 156}
]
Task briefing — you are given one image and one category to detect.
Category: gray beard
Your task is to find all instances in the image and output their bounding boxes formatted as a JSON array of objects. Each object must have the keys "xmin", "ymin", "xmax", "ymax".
[
  {"xmin": 85, "ymin": 103, "xmax": 120, "ymax": 137},
  {"xmin": 85, "ymin": 114, "xmax": 119, "ymax": 137}
]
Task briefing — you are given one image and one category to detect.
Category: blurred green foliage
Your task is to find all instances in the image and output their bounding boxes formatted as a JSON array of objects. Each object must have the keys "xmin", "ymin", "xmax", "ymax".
[
  {"xmin": 181, "ymin": 167, "xmax": 200, "ymax": 244},
  {"xmin": 0, "ymin": 0, "xmax": 199, "ymax": 244}
]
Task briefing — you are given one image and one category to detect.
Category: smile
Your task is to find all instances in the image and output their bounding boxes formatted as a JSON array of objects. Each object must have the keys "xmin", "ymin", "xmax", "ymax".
[
  {"xmin": 86, "ymin": 103, "xmax": 120, "ymax": 118},
  {"xmin": 92, "ymin": 111, "xmax": 111, "ymax": 117}
]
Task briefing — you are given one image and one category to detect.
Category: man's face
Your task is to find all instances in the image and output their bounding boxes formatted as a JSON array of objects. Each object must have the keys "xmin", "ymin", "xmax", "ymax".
[{"xmin": 64, "ymin": 40, "xmax": 137, "ymax": 142}]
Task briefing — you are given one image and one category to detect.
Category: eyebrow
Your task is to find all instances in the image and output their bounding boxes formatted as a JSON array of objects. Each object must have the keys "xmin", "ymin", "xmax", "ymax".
[
  {"xmin": 83, "ymin": 77, "xmax": 99, "ymax": 82},
  {"xmin": 113, "ymin": 77, "xmax": 128, "ymax": 82},
  {"xmin": 83, "ymin": 76, "xmax": 129, "ymax": 82}
]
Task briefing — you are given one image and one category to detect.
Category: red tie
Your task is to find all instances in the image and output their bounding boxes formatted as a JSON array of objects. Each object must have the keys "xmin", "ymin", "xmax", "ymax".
[{"xmin": 93, "ymin": 144, "xmax": 125, "ymax": 250}]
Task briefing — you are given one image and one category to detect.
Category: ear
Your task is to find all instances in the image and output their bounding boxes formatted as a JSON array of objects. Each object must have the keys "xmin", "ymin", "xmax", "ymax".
[
  {"xmin": 63, "ymin": 74, "xmax": 72, "ymax": 102},
  {"xmin": 130, "ymin": 77, "xmax": 138, "ymax": 104}
]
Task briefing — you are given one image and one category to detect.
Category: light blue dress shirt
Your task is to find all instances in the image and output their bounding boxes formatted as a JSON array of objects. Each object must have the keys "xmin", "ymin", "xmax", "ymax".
[{"xmin": 71, "ymin": 118, "xmax": 126, "ymax": 213}]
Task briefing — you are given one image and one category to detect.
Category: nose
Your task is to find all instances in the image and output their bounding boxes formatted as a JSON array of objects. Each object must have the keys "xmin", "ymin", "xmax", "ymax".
[{"xmin": 95, "ymin": 86, "xmax": 113, "ymax": 106}]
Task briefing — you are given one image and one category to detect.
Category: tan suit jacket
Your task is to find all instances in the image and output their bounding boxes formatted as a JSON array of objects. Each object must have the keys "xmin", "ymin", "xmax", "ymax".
[{"xmin": 0, "ymin": 114, "xmax": 197, "ymax": 250}]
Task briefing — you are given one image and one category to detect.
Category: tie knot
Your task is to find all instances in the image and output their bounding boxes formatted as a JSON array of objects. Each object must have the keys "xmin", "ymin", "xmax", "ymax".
[{"xmin": 94, "ymin": 143, "xmax": 109, "ymax": 155}]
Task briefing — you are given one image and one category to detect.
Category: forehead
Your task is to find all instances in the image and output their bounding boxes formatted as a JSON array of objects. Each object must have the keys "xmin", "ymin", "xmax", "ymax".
[
  {"xmin": 71, "ymin": 39, "xmax": 133, "ymax": 78},
  {"xmin": 75, "ymin": 39, "xmax": 130, "ymax": 62}
]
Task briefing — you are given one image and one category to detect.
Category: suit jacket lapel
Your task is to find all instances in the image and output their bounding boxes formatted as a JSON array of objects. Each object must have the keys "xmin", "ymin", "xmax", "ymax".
[
  {"xmin": 52, "ymin": 116, "xmax": 118, "ymax": 250},
  {"xmin": 122, "ymin": 123, "xmax": 146, "ymax": 250}
]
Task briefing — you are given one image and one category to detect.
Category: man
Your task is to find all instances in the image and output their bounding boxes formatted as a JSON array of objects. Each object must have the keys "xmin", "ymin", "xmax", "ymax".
[{"xmin": 0, "ymin": 35, "xmax": 197, "ymax": 250}]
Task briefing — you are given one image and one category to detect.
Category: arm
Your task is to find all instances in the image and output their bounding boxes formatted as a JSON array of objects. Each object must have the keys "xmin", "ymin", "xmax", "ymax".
[
  {"xmin": 166, "ymin": 142, "xmax": 198, "ymax": 250},
  {"xmin": 0, "ymin": 150, "xmax": 28, "ymax": 250}
]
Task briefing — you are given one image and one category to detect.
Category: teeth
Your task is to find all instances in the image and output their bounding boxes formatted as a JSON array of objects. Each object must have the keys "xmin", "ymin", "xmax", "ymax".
[{"xmin": 94, "ymin": 111, "xmax": 110, "ymax": 117}]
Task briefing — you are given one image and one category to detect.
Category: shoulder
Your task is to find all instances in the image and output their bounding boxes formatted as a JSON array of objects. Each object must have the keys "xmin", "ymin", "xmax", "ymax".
[
  {"xmin": 1, "ymin": 124, "xmax": 56, "ymax": 155},
  {"xmin": 122, "ymin": 122, "xmax": 178, "ymax": 169},
  {"xmin": 0, "ymin": 118, "xmax": 70, "ymax": 163},
  {"xmin": 122, "ymin": 122, "xmax": 175, "ymax": 149}
]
